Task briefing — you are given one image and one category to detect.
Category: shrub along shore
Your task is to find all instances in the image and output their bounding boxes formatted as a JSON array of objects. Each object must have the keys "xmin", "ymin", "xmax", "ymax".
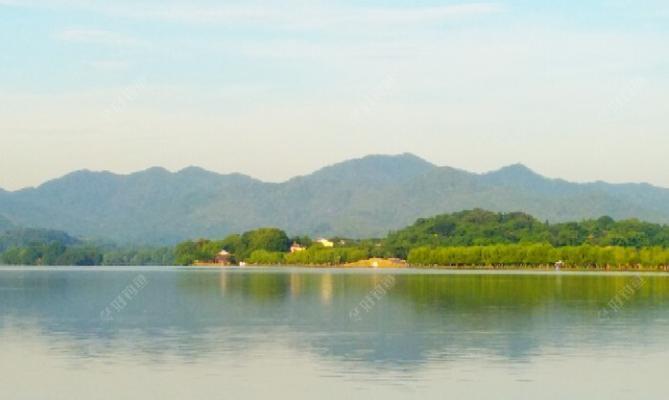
[{"xmin": 407, "ymin": 244, "xmax": 669, "ymax": 270}]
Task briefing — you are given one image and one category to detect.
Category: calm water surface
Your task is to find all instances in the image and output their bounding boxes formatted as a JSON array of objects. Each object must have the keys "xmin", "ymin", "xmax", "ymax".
[{"xmin": 1, "ymin": 266, "xmax": 668, "ymax": 399}]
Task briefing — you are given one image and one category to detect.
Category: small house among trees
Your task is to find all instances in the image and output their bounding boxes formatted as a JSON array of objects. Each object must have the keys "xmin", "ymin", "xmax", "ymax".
[
  {"xmin": 215, "ymin": 250, "xmax": 233, "ymax": 265},
  {"xmin": 290, "ymin": 243, "xmax": 307, "ymax": 253}
]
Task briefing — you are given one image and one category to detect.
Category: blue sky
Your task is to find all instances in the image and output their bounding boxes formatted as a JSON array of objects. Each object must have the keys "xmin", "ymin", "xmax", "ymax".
[{"xmin": 1, "ymin": 0, "xmax": 668, "ymax": 190}]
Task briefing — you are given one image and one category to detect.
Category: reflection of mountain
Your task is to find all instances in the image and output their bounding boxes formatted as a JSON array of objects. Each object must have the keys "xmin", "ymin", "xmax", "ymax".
[{"xmin": 1, "ymin": 268, "xmax": 669, "ymax": 369}]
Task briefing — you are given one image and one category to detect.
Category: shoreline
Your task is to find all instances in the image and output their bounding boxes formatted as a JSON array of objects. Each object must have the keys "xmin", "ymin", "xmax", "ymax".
[
  {"xmin": 187, "ymin": 263, "xmax": 669, "ymax": 273},
  {"xmin": 1, "ymin": 265, "xmax": 668, "ymax": 276}
]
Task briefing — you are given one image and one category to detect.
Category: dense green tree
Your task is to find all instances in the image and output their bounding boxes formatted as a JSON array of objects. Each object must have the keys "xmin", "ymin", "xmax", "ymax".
[
  {"xmin": 174, "ymin": 239, "xmax": 224, "ymax": 265},
  {"xmin": 247, "ymin": 250, "xmax": 285, "ymax": 265},
  {"xmin": 220, "ymin": 234, "xmax": 243, "ymax": 254},
  {"xmin": 290, "ymin": 235, "xmax": 313, "ymax": 247},
  {"xmin": 101, "ymin": 247, "xmax": 174, "ymax": 266},
  {"xmin": 239, "ymin": 228, "xmax": 290, "ymax": 259},
  {"xmin": 55, "ymin": 245, "xmax": 103, "ymax": 266}
]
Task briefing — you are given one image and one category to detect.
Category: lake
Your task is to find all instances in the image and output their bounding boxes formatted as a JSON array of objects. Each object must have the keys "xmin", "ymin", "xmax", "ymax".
[{"xmin": 1, "ymin": 266, "xmax": 668, "ymax": 399}]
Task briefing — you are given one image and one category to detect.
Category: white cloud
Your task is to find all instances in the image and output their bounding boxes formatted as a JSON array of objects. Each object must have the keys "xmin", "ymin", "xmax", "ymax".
[
  {"xmin": 4, "ymin": 1, "xmax": 502, "ymax": 28},
  {"xmin": 118, "ymin": 2, "xmax": 502, "ymax": 26},
  {"xmin": 85, "ymin": 60, "xmax": 131, "ymax": 71},
  {"xmin": 340, "ymin": 3, "xmax": 502, "ymax": 25},
  {"xmin": 55, "ymin": 28, "xmax": 144, "ymax": 47},
  {"xmin": 0, "ymin": 0, "xmax": 88, "ymax": 8}
]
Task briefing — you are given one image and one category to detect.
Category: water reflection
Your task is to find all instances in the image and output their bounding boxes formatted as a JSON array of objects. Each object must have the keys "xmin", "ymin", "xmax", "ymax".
[{"xmin": 1, "ymin": 267, "xmax": 669, "ymax": 399}]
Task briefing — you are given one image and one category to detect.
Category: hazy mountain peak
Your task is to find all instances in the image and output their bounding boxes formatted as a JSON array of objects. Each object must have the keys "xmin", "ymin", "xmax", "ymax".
[
  {"xmin": 379, "ymin": 152, "xmax": 433, "ymax": 164},
  {"xmin": 133, "ymin": 166, "xmax": 171, "ymax": 176},
  {"xmin": 178, "ymin": 166, "xmax": 210, "ymax": 175},
  {"xmin": 493, "ymin": 163, "xmax": 537, "ymax": 175},
  {"xmin": 176, "ymin": 165, "xmax": 225, "ymax": 179},
  {"xmin": 483, "ymin": 163, "xmax": 546, "ymax": 184},
  {"xmin": 305, "ymin": 153, "xmax": 436, "ymax": 183},
  {"xmin": 177, "ymin": 166, "xmax": 260, "ymax": 185},
  {"xmin": 33, "ymin": 169, "xmax": 118, "ymax": 191},
  {"xmin": 331, "ymin": 153, "xmax": 433, "ymax": 168}
]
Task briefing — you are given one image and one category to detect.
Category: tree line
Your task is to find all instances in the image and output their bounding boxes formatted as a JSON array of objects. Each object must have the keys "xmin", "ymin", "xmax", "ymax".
[
  {"xmin": 246, "ymin": 247, "xmax": 370, "ymax": 266},
  {"xmin": 407, "ymin": 244, "xmax": 669, "ymax": 269},
  {"xmin": 0, "ymin": 228, "xmax": 173, "ymax": 266},
  {"xmin": 3, "ymin": 209, "xmax": 669, "ymax": 268}
]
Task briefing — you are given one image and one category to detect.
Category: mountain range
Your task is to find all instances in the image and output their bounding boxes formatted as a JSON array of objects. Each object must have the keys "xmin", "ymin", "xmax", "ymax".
[{"xmin": 1, "ymin": 153, "xmax": 669, "ymax": 244}]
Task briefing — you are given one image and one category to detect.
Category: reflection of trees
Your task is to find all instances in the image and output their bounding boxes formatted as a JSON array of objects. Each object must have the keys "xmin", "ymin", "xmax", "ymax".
[
  {"xmin": 177, "ymin": 270, "xmax": 292, "ymax": 302},
  {"xmin": 290, "ymin": 273, "xmax": 301, "ymax": 298},
  {"xmin": 176, "ymin": 270, "xmax": 390, "ymax": 305},
  {"xmin": 320, "ymin": 273, "xmax": 333, "ymax": 305},
  {"xmin": 176, "ymin": 270, "xmax": 669, "ymax": 317},
  {"xmin": 396, "ymin": 273, "xmax": 669, "ymax": 312},
  {"xmin": 4, "ymin": 270, "xmax": 669, "ymax": 369}
]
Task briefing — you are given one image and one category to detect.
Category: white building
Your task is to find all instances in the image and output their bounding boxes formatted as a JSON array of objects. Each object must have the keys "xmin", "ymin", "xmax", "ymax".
[{"xmin": 315, "ymin": 238, "xmax": 334, "ymax": 248}]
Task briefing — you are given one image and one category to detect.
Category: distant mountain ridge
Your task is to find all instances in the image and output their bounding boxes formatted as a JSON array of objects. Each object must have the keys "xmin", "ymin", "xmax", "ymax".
[{"xmin": 1, "ymin": 153, "xmax": 669, "ymax": 244}]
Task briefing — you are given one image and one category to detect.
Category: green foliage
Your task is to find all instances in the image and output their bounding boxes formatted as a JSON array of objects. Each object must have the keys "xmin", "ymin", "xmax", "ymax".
[
  {"xmin": 0, "ymin": 243, "xmax": 102, "ymax": 266},
  {"xmin": 55, "ymin": 245, "xmax": 103, "ymax": 266},
  {"xmin": 220, "ymin": 234, "xmax": 243, "ymax": 254},
  {"xmin": 101, "ymin": 247, "xmax": 174, "ymax": 266},
  {"xmin": 0, "ymin": 228, "xmax": 86, "ymax": 265},
  {"xmin": 386, "ymin": 209, "xmax": 669, "ymax": 258},
  {"xmin": 385, "ymin": 210, "xmax": 550, "ymax": 257},
  {"xmin": 174, "ymin": 239, "xmax": 225, "ymax": 265},
  {"xmin": 247, "ymin": 250, "xmax": 285, "ymax": 265},
  {"xmin": 290, "ymin": 235, "xmax": 313, "ymax": 247},
  {"xmin": 408, "ymin": 244, "xmax": 669, "ymax": 269},
  {"xmin": 284, "ymin": 247, "xmax": 369, "ymax": 265},
  {"xmin": 239, "ymin": 228, "xmax": 291, "ymax": 259},
  {"xmin": 1, "ymin": 247, "xmax": 40, "ymax": 265},
  {"xmin": 0, "ymin": 227, "xmax": 174, "ymax": 266}
]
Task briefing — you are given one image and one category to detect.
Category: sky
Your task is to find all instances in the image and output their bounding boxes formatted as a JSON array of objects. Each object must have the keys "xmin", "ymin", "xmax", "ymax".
[{"xmin": 1, "ymin": 0, "xmax": 668, "ymax": 190}]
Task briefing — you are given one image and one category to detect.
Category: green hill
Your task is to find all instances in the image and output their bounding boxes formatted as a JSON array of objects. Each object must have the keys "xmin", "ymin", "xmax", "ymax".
[{"xmin": 385, "ymin": 209, "xmax": 669, "ymax": 257}]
